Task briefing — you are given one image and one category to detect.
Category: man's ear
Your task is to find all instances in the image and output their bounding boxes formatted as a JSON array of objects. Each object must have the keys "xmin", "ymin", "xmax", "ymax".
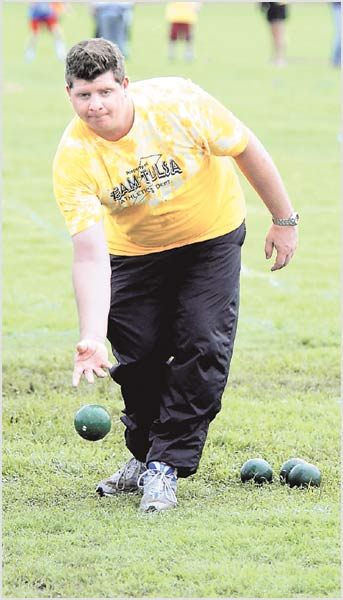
[
  {"xmin": 66, "ymin": 85, "xmax": 71, "ymax": 98},
  {"xmin": 122, "ymin": 77, "xmax": 130, "ymax": 91}
]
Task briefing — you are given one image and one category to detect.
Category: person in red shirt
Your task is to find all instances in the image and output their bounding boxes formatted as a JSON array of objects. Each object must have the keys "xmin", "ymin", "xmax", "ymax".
[{"xmin": 25, "ymin": 2, "xmax": 66, "ymax": 62}]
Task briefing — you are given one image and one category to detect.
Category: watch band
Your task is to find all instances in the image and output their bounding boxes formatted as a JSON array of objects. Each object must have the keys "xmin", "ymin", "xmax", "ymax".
[{"xmin": 272, "ymin": 212, "xmax": 299, "ymax": 226}]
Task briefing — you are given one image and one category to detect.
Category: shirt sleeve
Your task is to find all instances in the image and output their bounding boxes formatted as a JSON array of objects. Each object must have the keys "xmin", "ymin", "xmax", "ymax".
[
  {"xmin": 189, "ymin": 81, "xmax": 249, "ymax": 157},
  {"xmin": 53, "ymin": 143, "xmax": 103, "ymax": 236}
]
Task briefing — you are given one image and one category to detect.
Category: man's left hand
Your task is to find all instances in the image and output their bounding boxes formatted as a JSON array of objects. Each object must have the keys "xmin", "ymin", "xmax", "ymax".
[{"xmin": 265, "ymin": 224, "xmax": 298, "ymax": 271}]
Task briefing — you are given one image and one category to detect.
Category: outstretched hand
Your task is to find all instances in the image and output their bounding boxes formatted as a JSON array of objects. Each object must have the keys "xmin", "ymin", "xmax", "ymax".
[
  {"xmin": 265, "ymin": 224, "xmax": 298, "ymax": 271},
  {"xmin": 72, "ymin": 339, "xmax": 113, "ymax": 386}
]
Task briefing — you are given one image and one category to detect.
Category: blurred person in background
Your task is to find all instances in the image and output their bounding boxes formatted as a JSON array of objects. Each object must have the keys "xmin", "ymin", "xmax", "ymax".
[
  {"xmin": 329, "ymin": 2, "xmax": 341, "ymax": 67},
  {"xmin": 165, "ymin": 1, "xmax": 200, "ymax": 61},
  {"xmin": 25, "ymin": 2, "xmax": 66, "ymax": 62},
  {"xmin": 53, "ymin": 38, "xmax": 298, "ymax": 513},
  {"xmin": 91, "ymin": 2, "xmax": 134, "ymax": 58},
  {"xmin": 260, "ymin": 2, "xmax": 289, "ymax": 67}
]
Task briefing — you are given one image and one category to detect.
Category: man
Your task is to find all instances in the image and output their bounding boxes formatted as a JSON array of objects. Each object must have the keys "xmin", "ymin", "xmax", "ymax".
[
  {"xmin": 165, "ymin": 2, "xmax": 200, "ymax": 61},
  {"xmin": 53, "ymin": 38, "xmax": 298, "ymax": 513},
  {"xmin": 260, "ymin": 2, "xmax": 289, "ymax": 67},
  {"xmin": 91, "ymin": 2, "xmax": 134, "ymax": 58},
  {"xmin": 330, "ymin": 2, "xmax": 341, "ymax": 68},
  {"xmin": 25, "ymin": 2, "xmax": 66, "ymax": 62}
]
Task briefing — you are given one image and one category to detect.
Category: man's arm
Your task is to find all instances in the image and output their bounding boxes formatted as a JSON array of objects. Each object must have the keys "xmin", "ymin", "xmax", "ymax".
[
  {"xmin": 234, "ymin": 129, "xmax": 298, "ymax": 271},
  {"xmin": 72, "ymin": 221, "xmax": 113, "ymax": 386}
]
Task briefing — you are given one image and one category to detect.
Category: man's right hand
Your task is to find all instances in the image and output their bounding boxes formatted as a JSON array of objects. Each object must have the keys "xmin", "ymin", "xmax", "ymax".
[{"xmin": 72, "ymin": 339, "xmax": 113, "ymax": 386}]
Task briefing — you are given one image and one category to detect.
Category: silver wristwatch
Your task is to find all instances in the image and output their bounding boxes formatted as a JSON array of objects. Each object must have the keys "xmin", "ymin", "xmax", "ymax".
[{"xmin": 272, "ymin": 212, "xmax": 299, "ymax": 226}]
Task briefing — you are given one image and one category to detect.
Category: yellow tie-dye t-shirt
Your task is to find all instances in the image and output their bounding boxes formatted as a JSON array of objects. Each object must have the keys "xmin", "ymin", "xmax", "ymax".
[{"xmin": 53, "ymin": 77, "xmax": 248, "ymax": 256}]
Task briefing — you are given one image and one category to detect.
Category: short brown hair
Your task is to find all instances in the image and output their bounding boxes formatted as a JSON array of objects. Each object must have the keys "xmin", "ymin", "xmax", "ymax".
[{"xmin": 65, "ymin": 38, "xmax": 126, "ymax": 88}]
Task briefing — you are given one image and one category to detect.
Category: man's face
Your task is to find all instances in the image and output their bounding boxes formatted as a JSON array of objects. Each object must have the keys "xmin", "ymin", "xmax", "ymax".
[{"xmin": 66, "ymin": 71, "xmax": 131, "ymax": 140}]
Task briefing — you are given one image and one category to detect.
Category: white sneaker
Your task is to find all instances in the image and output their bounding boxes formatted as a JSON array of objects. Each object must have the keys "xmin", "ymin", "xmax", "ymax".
[
  {"xmin": 138, "ymin": 461, "xmax": 177, "ymax": 512},
  {"xmin": 55, "ymin": 41, "xmax": 66, "ymax": 61},
  {"xmin": 24, "ymin": 48, "xmax": 35, "ymax": 62},
  {"xmin": 96, "ymin": 457, "xmax": 146, "ymax": 496}
]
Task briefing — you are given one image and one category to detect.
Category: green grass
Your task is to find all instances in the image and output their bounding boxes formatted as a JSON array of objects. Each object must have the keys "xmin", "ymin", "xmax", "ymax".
[{"xmin": 2, "ymin": 2, "xmax": 341, "ymax": 598}]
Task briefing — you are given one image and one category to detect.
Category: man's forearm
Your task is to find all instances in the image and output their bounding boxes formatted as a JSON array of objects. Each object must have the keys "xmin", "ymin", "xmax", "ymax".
[
  {"xmin": 234, "ymin": 129, "xmax": 295, "ymax": 219},
  {"xmin": 72, "ymin": 257, "xmax": 111, "ymax": 343}
]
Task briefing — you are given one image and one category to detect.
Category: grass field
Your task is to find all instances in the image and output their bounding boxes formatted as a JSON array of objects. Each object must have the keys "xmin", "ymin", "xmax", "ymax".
[{"xmin": 2, "ymin": 1, "xmax": 341, "ymax": 598}]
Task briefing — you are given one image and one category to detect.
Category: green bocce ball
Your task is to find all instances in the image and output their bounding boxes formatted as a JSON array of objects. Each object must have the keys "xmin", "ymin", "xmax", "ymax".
[
  {"xmin": 279, "ymin": 458, "xmax": 307, "ymax": 485},
  {"xmin": 288, "ymin": 462, "xmax": 321, "ymax": 488},
  {"xmin": 240, "ymin": 458, "xmax": 273, "ymax": 484},
  {"xmin": 74, "ymin": 404, "xmax": 111, "ymax": 441}
]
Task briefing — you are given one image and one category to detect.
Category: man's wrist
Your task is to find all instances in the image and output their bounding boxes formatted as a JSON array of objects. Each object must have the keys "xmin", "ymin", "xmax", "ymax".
[
  {"xmin": 272, "ymin": 211, "xmax": 299, "ymax": 226},
  {"xmin": 80, "ymin": 335, "xmax": 106, "ymax": 345}
]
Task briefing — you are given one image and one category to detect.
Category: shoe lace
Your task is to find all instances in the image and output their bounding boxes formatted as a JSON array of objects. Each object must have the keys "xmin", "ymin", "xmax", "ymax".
[
  {"xmin": 116, "ymin": 458, "xmax": 142, "ymax": 490},
  {"xmin": 137, "ymin": 469, "xmax": 177, "ymax": 503}
]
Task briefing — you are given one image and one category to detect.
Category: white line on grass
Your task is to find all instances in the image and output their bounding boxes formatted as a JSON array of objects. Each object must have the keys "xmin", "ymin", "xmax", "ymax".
[
  {"xmin": 6, "ymin": 198, "xmax": 70, "ymax": 241},
  {"xmin": 241, "ymin": 263, "xmax": 281, "ymax": 288},
  {"xmin": 3, "ymin": 330, "xmax": 76, "ymax": 338},
  {"xmin": 7, "ymin": 199, "xmax": 283, "ymax": 288}
]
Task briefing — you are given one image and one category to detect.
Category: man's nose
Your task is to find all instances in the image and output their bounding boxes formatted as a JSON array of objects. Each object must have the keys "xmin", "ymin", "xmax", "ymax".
[{"xmin": 89, "ymin": 95, "xmax": 104, "ymax": 111}]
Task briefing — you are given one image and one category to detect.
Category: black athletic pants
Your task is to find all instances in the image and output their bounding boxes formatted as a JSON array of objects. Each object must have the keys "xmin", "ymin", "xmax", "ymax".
[{"xmin": 107, "ymin": 223, "xmax": 246, "ymax": 478}]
